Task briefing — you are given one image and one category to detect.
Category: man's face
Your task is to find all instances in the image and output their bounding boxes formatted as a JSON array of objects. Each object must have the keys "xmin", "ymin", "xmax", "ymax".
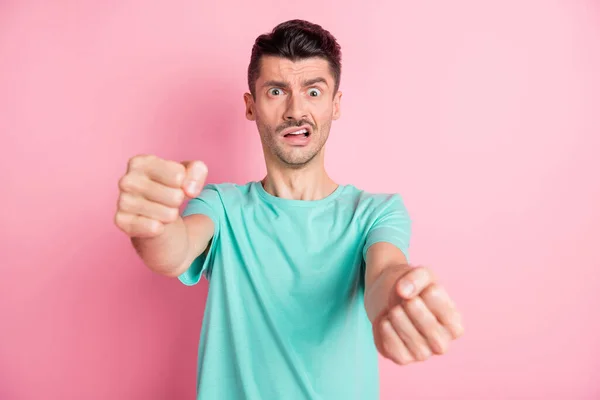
[{"xmin": 244, "ymin": 56, "xmax": 342, "ymax": 168}]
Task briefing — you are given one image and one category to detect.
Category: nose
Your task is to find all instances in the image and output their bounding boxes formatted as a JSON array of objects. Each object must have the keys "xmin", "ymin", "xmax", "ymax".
[{"xmin": 283, "ymin": 93, "xmax": 308, "ymax": 121}]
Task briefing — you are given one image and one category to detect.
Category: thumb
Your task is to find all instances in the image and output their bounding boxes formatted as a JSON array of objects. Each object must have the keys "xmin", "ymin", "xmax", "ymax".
[{"xmin": 181, "ymin": 161, "xmax": 208, "ymax": 198}]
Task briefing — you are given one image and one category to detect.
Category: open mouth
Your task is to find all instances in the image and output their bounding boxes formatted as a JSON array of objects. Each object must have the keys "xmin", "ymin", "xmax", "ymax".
[{"xmin": 284, "ymin": 128, "xmax": 310, "ymax": 138}]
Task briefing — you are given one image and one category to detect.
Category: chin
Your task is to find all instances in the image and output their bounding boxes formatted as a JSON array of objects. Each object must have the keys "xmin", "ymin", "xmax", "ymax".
[
  {"xmin": 278, "ymin": 153, "xmax": 318, "ymax": 168},
  {"xmin": 268, "ymin": 142, "xmax": 322, "ymax": 168}
]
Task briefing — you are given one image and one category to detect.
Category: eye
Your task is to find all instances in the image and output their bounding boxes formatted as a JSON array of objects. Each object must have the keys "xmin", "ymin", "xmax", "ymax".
[
  {"xmin": 308, "ymin": 88, "xmax": 321, "ymax": 97},
  {"xmin": 268, "ymin": 88, "xmax": 283, "ymax": 96}
]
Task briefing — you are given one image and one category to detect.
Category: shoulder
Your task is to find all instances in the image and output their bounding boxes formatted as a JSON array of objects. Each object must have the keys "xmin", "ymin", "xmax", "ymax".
[
  {"xmin": 340, "ymin": 184, "xmax": 409, "ymax": 216},
  {"xmin": 199, "ymin": 181, "xmax": 253, "ymax": 196},
  {"xmin": 193, "ymin": 181, "xmax": 259, "ymax": 208},
  {"xmin": 185, "ymin": 182, "xmax": 254, "ymax": 218}
]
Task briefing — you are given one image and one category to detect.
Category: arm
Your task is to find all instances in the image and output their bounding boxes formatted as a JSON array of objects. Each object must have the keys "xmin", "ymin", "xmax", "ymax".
[
  {"xmin": 361, "ymin": 194, "xmax": 463, "ymax": 365},
  {"xmin": 115, "ymin": 155, "xmax": 214, "ymax": 279},
  {"xmin": 364, "ymin": 242, "xmax": 410, "ymax": 323},
  {"xmin": 131, "ymin": 214, "xmax": 214, "ymax": 278}
]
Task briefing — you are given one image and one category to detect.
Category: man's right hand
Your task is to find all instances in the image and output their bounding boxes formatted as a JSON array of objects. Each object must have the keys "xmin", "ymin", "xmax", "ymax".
[{"xmin": 115, "ymin": 155, "xmax": 208, "ymax": 238}]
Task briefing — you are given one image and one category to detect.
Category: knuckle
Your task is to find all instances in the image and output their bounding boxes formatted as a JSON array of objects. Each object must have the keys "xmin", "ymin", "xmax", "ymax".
[
  {"xmin": 114, "ymin": 211, "xmax": 124, "ymax": 228},
  {"xmin": 117, "ymin": 193, "xmax": 133, "ymax": 211},
  {"xmin": 381, "ymin": 336, "xmax": 393, "ymax": 356},
  {"xmin": 438, "ymin": 339, "xmax": 449, "ymax": 354},
  {"xmin": 175, "ymin": 162, "xmax": 186, "ymax": 174},
  {"xmin": 381, "ymin": 338, "xmax": 398, "ymax": 362},
  {"xmin": 173, "ymin": 164, "xmax": 186, "ymax": 184},
  {"xmin": 119, "ymin": 174, "xmax": 138, "ymax": 193},
  {"xmin": 172, "ymin": 189, "xmax": 185, "ymax": 205},
  {"xmin": 415, "ymin": 347, "xmax": 431, "ymax": 362},
  {"xmin": 397, "ymin": 352, "xmax": 413, "ymax": 365},
  {"xmin": 379, "ymin": 318, "xmax": 389, "ymax": 331},
  {"xmin": 114, "ymin": 212, "xmax": 130, "ymax": 233},
  {"xmin": 388, "ymin": 306, "xmax": 404, "ymax": 323},
  {"xmin": 165, "ymin": 207, "xmax": 179, "ymax": 223},
  {"xmin": 118, "ymin": 175, "xmax": 129, "ymax": 191},
  {"xmin": 432, "ymin": 336, "xmax": 449, "ymax": 355},
  {"xmin": 148, "ymin": 220, "xmax": 162, "ymax": 234},
  {"xmin": 128, "ymin": 154, "xmax": 149, "ymax": 171}
]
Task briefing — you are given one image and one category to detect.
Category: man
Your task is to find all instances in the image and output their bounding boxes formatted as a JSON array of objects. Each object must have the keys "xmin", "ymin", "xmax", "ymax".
[{"xmin": 115, "ymin": 19, "xmax": 464, "ymax": 399}]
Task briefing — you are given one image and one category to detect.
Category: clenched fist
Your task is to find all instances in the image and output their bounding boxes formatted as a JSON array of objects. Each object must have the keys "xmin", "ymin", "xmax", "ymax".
[
  {"xmin": 373, "ymin": 266, "xmax": 464, "ymax": 365},
  {"xmin": 115, "ymin": 155, "xmax": 208, "ymax": 238}
]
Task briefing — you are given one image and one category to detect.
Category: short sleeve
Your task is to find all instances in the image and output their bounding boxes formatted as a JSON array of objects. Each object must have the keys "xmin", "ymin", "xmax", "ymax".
[
  {"xmin": 362, "ymin": 194, "xmax": 412, "ymax": 262},
  {"xmin": 178, "ymin": 184, "xmax": 223, "ymax": 285}
]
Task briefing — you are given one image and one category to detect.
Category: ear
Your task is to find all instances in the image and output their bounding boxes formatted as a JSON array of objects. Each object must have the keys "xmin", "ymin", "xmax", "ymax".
[
  {"xmin": 332, "ymin": 91, "xmax": 342, "ymax": 120},
  {"xmin": 244, "ymin": 92, "xmax": 256, "ymax": 121}
]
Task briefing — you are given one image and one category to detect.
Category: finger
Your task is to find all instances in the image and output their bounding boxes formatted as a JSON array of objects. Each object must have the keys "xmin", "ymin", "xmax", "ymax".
[
  {"xmin": 396, "ymin": 266, "xmax": 435, "ymax": 299},
  {"xmin": 403, "ymin": 297, "xmax": 451, "ymax": 355},
  {"xmin": 143, "ymin": 157, "xmax": 187, "ymax": 188},
  {"xmin": 181, "ymin": 161, "xmax": 208, "ymax": 198},
  {"xmin": 118, "ymin": 193, "xmax": 179, "ymax": 224},
  {"xmin": 142, "ymin": 180, "xmax": 186, "ymax": 208},
  {"xmin": 380, "ymin": 318, "xmax": 415, "ymax": 365},
  {"xmin": 388, "ymin": 304, "xmax": 432, "ymax": 361},
  {"xmin": 119, "ymin": 173, "xmax": 186, "ymax": 208},
  {"xmin": 421, "ymin": 284, "xmax": 464, "ymax": 339},
  {"xmin": 115, "ymin": 212, "xmax": 164, "ymax": 237}
]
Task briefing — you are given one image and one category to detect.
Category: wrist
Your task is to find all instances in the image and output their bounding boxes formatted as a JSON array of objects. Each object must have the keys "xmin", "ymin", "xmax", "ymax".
[{"xmin": 364, "ymin": 264, "xmax": 411, "ymax": 322}]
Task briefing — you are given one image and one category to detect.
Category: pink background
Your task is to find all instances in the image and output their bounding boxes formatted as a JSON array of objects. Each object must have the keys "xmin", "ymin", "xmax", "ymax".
[{"xmin": 1, "ymin": 1, "xmax": 599, "ymax": 399}]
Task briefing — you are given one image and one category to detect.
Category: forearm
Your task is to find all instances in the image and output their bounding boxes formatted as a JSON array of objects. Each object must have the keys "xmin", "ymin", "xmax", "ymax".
[
  {"xmin": 131, "ymin": 217, "xmax": 190, "ymax": 277},
  {"xmin": 364, "ymin": 264, "xmax": 410, "ymax": 323}
]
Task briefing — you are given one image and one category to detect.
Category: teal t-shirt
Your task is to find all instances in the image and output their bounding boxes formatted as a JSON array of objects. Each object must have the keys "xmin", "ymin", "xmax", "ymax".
[{"xmin": 179, "ymin": 181, "xmax": 411, "ymax": 400}]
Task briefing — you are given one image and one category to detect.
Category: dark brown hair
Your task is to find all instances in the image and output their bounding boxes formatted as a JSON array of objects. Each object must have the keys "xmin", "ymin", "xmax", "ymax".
[{"xmin": 247, "ymin": 19, "xmax": 342, "ymax": 97}]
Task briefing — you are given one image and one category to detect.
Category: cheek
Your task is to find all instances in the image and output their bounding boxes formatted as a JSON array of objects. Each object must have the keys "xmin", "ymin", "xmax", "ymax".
[
  {"xmin": 257, "ymin": 97, "xmax": 284, "ymax": 113},
  {"xmin": 313, "ymin": 105, "xmax": 334, "ymax": 124},
  {"xmin": 257, "ymin": 107, "xmax": 280, "ymax": 125},
  {"xmin": 313, "ymin": 98, "xmax": 333, "ymax": 113}
]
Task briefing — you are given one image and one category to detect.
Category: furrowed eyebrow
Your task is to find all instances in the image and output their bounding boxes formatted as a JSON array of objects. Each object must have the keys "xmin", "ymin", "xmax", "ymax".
[
  {"xmin": 262, "ymin": 80, "xmax": 289, "ymax": 89},
  {"xmin": 302, "ymin": 77, "xmax": 328, "ymax": 87},
  {"xmin": 262, "ymin": 78, "xmax": 329, "ymax": 89}
]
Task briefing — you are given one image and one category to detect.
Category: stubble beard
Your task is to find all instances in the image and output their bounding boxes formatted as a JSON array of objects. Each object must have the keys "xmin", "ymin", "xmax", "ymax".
[{"xmin": 257, "ymin": 119, "xmax": 331, "ymax": 169}]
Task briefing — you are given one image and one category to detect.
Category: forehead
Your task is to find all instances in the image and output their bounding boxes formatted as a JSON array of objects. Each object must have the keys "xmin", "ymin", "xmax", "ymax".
[{"xmin": 257, "ymin": 56, "xmax": 334, "ymax": 85}]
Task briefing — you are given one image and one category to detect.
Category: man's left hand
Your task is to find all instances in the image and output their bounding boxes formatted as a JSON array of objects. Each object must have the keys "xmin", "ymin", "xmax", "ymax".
[{"xmin": 372, "ymin": 266, "xmax": 464, "ymax": 365}]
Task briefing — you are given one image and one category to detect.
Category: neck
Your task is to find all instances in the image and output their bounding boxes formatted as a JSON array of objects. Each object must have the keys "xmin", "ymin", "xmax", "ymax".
[{"xmin": 261, "ymin": 158, "xmax": 338, "ymax": 201}]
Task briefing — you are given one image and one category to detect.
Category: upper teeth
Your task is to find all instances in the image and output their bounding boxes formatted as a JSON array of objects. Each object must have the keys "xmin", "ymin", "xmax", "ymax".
[{"xmin": 289, "ymin": 129, "xmax": 307, "ymax": 135}]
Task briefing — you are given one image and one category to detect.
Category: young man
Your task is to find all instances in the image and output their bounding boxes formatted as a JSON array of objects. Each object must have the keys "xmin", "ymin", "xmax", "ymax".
[{"xmin": 115, "ymin": 19, "xmax": 464, "ymax": 399}]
